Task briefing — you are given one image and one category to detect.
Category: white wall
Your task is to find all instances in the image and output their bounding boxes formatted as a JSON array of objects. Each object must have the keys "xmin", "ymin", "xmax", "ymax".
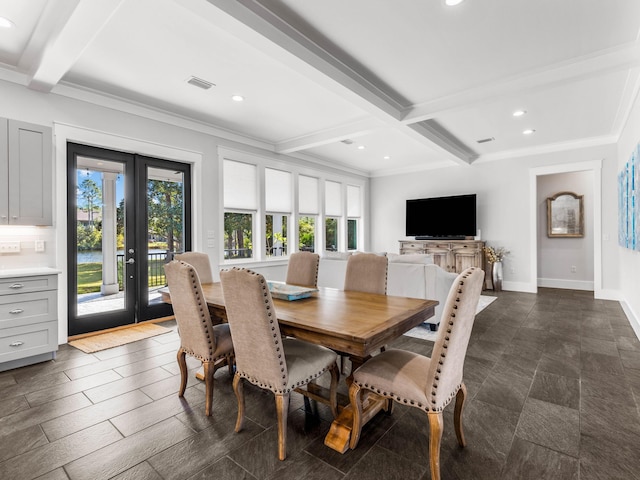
[
  {"xmin": 617, "ymin": 87, "xmax": 640, "ymax": 337},
  {"xmin": 370, "ymin": 144, "xmax": 619, "ymax": 294},
  {"xmin": 537, "ymin": 171, "xmax": 594, "ymax": 290}
]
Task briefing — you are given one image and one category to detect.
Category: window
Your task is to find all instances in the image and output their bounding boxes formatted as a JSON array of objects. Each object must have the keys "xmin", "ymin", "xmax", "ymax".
[
  {"xmin": 325, "ymin": 217, "xmax": 338, "ymax": 251},
  {"xmin": 223, "ymin": 160, "xmax": 256, "ymax": 259},
  {"xmin": 347, "ymin": 185, "xmax": 361, "ymax": 251},
  {"xmin": 348, "ymin": 219, "xmax": 358, "ymax": 250},
  {"xmin": 325, "ymin": 181, "xmax": 342, "ymax": 252},
  {"xmin": 265, "ymin": 168, "xmax": 291, "ymax": 257},
  {"xmin": 220, "ymin": 151, "xmax": 366, "ymax": 261},
  {"xmin": 298, "ymin": 175, "xmax": 319, "ymax": 252}
]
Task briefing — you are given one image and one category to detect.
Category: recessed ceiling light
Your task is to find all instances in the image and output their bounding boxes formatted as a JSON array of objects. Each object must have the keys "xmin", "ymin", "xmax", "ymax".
[
  {"xmin": 513, "ymin": 110, "xmax": 527, "ymax": 117},
  {"xmin": 0, "ymin": 17, "xmax": 14, "ymax": 28},
  {"xmin": 445, "ymin": 0, "xmax": 464, "ymax": 6},
  {"xmin": 383, "ymin": 156, "xmax": 390, "ymax": 160},
  {"xmin": 231, "ymin": 95, "xmax": 244, "ymax": 102},
  {"xmin": 357, "ymin": 145, "xmax": 365, "ymax": 150},
  {"xmin": 523, "ymin": 129, "xmax": 536, "ymax": 135}
]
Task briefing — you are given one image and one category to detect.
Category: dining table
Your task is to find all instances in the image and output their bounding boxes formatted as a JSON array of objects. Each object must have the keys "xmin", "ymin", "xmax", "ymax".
[{"xmin": 160, "ymin": 282, "xmax": 438, "ymax": 453}]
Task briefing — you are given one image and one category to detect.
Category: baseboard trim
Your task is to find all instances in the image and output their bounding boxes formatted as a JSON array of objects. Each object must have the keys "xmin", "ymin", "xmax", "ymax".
[
  {"xmin": 537, "ymin": 278, "xmax": 594, "ymax": 291},
  {"xmin": 503, "ymin": 281, "xmax": 536, "ymax": 293},
  {"xmin": 620, "ymin": 299, "xmax": 640, "ymax": 341}
]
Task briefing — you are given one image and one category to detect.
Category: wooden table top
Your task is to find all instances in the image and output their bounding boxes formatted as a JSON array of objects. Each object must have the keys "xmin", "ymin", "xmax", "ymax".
[{"xmin": 161, "ymin": 283, "xmax": 437, "ymax": 358}]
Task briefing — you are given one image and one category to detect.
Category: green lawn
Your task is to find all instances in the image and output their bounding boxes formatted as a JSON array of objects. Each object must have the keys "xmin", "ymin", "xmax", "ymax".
[{"xmin": 77, "ymin": 260, "xmax": 166, "ymax": 294}]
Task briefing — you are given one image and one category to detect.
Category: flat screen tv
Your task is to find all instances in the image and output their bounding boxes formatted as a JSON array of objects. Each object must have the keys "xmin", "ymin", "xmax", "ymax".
[{"xmin": 406, "ymin": 194, "xmax": 476, "ymax": 239}]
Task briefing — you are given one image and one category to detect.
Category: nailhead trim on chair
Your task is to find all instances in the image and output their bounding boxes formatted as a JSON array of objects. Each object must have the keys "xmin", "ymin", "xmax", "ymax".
[
  {"xmin": 354, "ymin": 267, "xmax": 478, "ymax": 413},
  {"xmin": 178, "ymin": 261, "xmax": 217, "ymax": 360}
]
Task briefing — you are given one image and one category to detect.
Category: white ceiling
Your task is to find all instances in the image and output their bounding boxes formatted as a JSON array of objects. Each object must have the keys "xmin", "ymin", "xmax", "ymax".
[{"xmin": 1, "ymin": 0, "xmax": 639, "ymax": 176}]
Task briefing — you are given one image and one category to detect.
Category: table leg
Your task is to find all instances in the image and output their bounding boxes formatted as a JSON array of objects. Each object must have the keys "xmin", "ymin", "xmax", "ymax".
[{"xmin": 323, "ymin": 354, "xmax": 387, "ymax": 453}]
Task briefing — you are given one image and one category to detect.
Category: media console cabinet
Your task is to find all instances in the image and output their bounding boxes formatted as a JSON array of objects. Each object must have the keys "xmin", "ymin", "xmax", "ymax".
[{"xmin": 399, "ymin": 238, "xmax": 486, "ymax": 276}]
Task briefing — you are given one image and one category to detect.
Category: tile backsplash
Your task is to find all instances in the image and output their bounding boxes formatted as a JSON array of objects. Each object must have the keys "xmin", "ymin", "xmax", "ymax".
[{"xmin": 0, "ymin": 226, "xmax": 56, "ymax": 270}]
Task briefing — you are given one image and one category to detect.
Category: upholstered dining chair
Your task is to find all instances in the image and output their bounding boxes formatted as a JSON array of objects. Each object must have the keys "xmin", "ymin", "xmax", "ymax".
[
  {"xmin": 344, "ymin": 253, "xmax": 388, "ymax": 294},
  {"xmin": 220, "ymin": 267, "xmax": 340, "ymax": 461},
  {"xmin": 348, "ymin": 267, "xmax": 484, "ymax": 480},
  {"xmin": 175, "ymin": 252, "xmax": 213, "ymax": 284},
  {"xmin": 285, "ymin": 251, "xmax": 320, "ymax": 287},
  {"xmin": 164, "ymin": 260, "xmax": 234, "ymax": 416}
]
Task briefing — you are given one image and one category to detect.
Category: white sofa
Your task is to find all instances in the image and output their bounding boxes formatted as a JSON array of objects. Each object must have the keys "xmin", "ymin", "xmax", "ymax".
[{"xmin": 316, "ymin": 253, "xmax": 458, "ymax": 329}]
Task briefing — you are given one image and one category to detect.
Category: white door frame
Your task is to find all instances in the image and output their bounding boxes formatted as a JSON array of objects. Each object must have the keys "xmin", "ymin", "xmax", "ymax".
[{"xmin": 529, "ymin": 160, "xmax": 602, "ymax": 297}]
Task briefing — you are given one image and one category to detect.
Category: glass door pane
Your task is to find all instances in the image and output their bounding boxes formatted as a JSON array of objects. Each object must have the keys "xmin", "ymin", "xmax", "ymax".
[
  {"xmin": 136, "ymin": 158, "xmax": 191, "ymax": 321},
  {"xmin": 75, "ymin": 158, "xmax": 126, "ymax": 316}
]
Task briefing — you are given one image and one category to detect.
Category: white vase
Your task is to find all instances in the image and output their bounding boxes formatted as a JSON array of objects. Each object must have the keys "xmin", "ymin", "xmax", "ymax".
[{"xmin": 492, "ymin": 261, "xmax": 503, "ymax": 292}]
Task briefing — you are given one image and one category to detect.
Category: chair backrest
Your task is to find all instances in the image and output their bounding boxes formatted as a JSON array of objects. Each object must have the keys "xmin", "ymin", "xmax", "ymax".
[
  {"xmin": 286, "ymin": 252, "xmax": 320, "ymax": 287},
  {"xmin": 426, "ymin": 267, "xmax": 484, "ymax": 410},
  {"xmin": 220, "ymin": 268, "xmax": 288, "ymax": 393},
  {"xmin": 344, "ymin": 253, "xmax": 388, "ymax": 295},
  {"xmin": 164, "ymin": 260, "xmax": 218, "ymax": 361},
  {"xmin": 175, "ymin": 252, "xmax": 213, "ymax": 284}
]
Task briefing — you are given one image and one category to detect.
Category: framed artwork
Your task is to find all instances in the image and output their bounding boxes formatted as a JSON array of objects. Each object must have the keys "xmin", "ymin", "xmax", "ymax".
[
  {"xmin": 619, "ymin": 142, "xmax": 639, "ymax": 251},
  {"xmin": 547, "ymin": 191, "xmax": 584, "ymax": 238}
]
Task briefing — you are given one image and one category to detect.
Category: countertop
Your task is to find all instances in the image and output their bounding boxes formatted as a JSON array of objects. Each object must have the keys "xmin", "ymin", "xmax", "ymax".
[{"xmin": 0, "ymin": 267, "xmax": 62, "ymax": 279}]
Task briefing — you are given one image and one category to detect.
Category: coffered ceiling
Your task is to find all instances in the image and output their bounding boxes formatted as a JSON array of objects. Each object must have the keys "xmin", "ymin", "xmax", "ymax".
[{"xmin": 0, "ymin": 0, "xmax": 639, "ymax": 176}]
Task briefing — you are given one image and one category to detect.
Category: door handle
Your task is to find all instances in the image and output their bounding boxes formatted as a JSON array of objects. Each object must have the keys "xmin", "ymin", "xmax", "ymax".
[{"xmin": 126, "ymin": 258, "xmax": 135, "ymax": 264}]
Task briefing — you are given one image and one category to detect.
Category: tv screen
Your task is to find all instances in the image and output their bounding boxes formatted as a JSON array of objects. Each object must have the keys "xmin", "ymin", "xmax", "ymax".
[{"xmin": 406, "ymin": 194, "xmax": 476, "ymax": 239}]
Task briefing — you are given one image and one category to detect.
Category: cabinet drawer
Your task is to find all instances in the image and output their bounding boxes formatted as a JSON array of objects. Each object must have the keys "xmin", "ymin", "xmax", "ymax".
[
  {"xmin": 0, "ymin": 321, "xmax": 57, "ymax": 363},
  {"xmin": 0, "ymin": 291, "xmax": 57, "ymax": 328},
  {"xmin": 451, "ymin": 244, "xmax": 481, "ymax": 252},
  {"xmin": 0, "ymin": 275, "xmax": 57, "ymax": 295}
]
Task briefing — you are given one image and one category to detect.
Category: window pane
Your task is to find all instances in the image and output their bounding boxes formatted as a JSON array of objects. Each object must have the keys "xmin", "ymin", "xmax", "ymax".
[
  {"xmin": 325, "ymin": 217, "xmax": 338, "ymax": 252},
  {"xmin": 224, "ymin": 212, "xmax": 253, "ymax": 259},
  {"xmin": 299, "ymin": 175, "xmax": 319, "ymax": 214},
  {"xmin": 348, "ymin": 219, "xmax": 358, "ymax": 250},
  {"xmin": 224, "ymin": 160, "xmax": 257, "ymax": 210},
  {"xmin": 325, "ymin": 181, "xmax": 342, "ymax": 216},
  {"xmin": 347, "ymin": 185, "xmax": 361, "ymax": 217},
  {"xmin": 266, "ymin": 214, "xmax": 287, "ymax": 257},
  {"xmin": 298, "ymin": 216, "xmax": 315, "ymax": 252},
  {"xmin": 265, "ymin": 168, "xmax": 291, "ymax": 212}
]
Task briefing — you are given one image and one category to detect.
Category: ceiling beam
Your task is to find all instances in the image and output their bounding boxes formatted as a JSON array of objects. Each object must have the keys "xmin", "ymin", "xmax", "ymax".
[
  {"xmin": 275, "ymin": 117, "xmax": 384, "ymax": 153},
  {"xmin": 25, "ymin": 0, "xmax": 126, "ymax": 92}
]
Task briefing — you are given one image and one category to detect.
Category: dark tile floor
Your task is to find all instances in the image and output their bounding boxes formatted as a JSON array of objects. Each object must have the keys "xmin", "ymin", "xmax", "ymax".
[{"xmin": 1, "ymin": 288, "xmax": 640, "ymax": 479}]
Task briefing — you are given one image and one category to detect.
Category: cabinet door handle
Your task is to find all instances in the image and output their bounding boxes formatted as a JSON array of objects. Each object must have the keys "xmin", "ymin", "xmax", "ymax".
[
  {"xmin": 9, "ymin": 308, "xmax": 24, "ymax": 314},
  {"xmin": 9, "ymin": 341, "xmax": 24, "ymax": 347},
  {"xmin": 9, "ymin": 284, "xmax": 24, "ymax": 289}
]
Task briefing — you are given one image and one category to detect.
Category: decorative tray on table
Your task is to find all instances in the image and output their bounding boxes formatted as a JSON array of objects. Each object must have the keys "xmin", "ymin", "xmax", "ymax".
[{"xmin": 267, "ymin": 281, "xmax": 318, "ymax": 301}]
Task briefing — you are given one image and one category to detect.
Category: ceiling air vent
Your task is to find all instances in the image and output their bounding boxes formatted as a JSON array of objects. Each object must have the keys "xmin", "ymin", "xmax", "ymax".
[
  {"xmin": 187, "ymin": 76, "xmax": 215, "ymax": 90},
  {"xmin": 476, "ymin": 137, "xmax": 495, "ymax": 144}
]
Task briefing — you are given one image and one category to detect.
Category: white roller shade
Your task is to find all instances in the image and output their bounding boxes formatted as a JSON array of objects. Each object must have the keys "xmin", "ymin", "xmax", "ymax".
[
  {"xmin": 325, "ymin": 180, "xmax": 342, "ymax": 216},
  {"xmin": 265, "ymin": 168, "xmax": 291, "ymax": 212},
  {"xmin": 347, "ymin": 185, "xmax": 361, "ymax": 217},
  {"xmin": 299, "ymin": 175, "xmax": 319, "ymax": 214},
  {"xmin": 224, "ymin": 160, "xmax": 257, "ymax": 210}
]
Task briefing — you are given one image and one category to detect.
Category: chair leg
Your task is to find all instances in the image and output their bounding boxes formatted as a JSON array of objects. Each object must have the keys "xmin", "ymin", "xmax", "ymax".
[
  {"xmin": 176, "ymin": 348, "xmax": 187, "ymax": 398},
  {"xmin": 203, "ymin": 361, "xmax": 215, "ymax": 416},
  {"xmin": 348, "ymin": 382, "xmax": 364, "ymax": 449},
  {"xmin": 232, "ymin": 374, "xmax": 245, "ymax": 432},
  {"xmin": 328, "ymin": 363, "xmax": 339, "ymax": 419},
  {"xmin": 275, "ymin": 393, "xmax": 290, "ymax": 460},
  {"xmin": 454, "ymin": 383, "xmax": 467, "ymax": 447},
  {"xmin": 227, "ymin": 354, "xmax": 235, "ymax": 376},
  {"xmin": 428, "ymin": 411, "xmax": 444, "ymax": 480}
]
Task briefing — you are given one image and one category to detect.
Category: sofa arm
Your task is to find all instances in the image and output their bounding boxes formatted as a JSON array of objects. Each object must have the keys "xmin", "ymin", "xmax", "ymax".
[{"xmin": 424, "ymin": 265, "xmax": 458, "ymax": 326}]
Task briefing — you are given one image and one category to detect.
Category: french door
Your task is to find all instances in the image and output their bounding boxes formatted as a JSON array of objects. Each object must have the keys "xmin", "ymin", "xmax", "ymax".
[{"xmin": 67, "ymin": 143, "xmax": 191, "ymax": 336}]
